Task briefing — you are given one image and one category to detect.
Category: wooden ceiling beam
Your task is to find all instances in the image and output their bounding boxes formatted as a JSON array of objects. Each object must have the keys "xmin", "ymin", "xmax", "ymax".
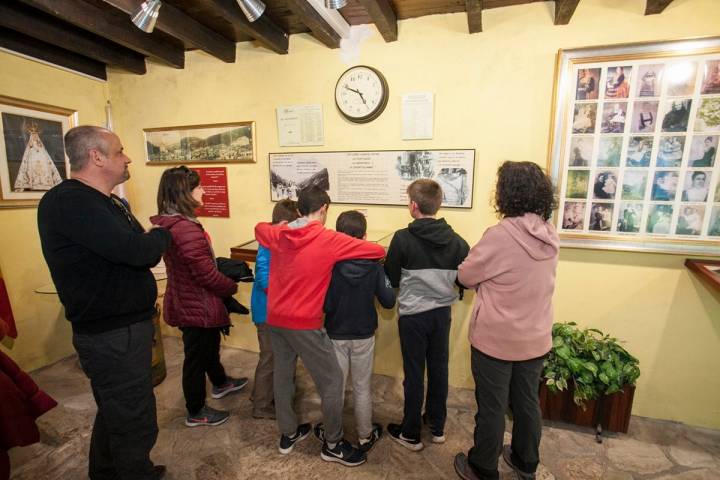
[
  {"xmin": 357, "ymin": 0, "xmax": 398, "ymax": 42},
  {"xmin": 465, "ymin": 0, "xmax": 482, "ymax": 33},
  {"xmin": 200, "ymin": 0, "xmax": 288, "ymax": 54},
  {"xmin": 0, "ymin": 27, "xmax": 107, "ymax": 80},
  {"xmin": 554, "ymin": 0, "xmax": 580, "ymax": 25},
  {"xmin": 0, "ymin": 2, "xmax": 146, "ymax": 74},
  {"xmin": 285, "ymin": 0, "xmax": 341, "ymax": 49},
  {"xmin": 16, "ymin": 0, "xmax": 184, "ymax": 68},
  {"xmin": 645, "ymin": 0, "xmax": 674, "ymax": 15},
  {"xmin": 100, "ymin": 0, "xmax": 235, "ymax": 63}
]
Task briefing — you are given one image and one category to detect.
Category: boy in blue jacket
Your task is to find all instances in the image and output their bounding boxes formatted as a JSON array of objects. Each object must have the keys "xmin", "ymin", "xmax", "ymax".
[
  {"xmin": 250, "ymin": 199, "xmax": 299, "ymax": 419},
  {"xmin": 314, "ymin": 210, "xmax": 395, "ymax": 452}
]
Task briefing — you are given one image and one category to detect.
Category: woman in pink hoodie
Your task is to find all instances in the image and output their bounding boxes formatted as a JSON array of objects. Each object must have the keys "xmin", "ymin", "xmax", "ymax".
[{"xmin": 453, "ymin": 162, "xmax": 559, "ymax": 480}]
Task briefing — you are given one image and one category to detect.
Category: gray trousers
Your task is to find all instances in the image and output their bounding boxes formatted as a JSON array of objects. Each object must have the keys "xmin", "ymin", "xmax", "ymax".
[
  {"xmin": 332, "ymin": 337, "xmax": 375, "ymax": 439},
  {"xmin": 269, "ymin": 326, "xmax": 344, "ymax": 443},
  {"xmin": 252, "ymin": 323, "xmax": 274, "ymax": 414}
]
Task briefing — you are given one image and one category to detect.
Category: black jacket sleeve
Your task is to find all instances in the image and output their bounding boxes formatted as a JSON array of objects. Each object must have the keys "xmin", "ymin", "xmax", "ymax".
[
  {"xmin": 384, "ymin": 232, "xmax": 403, "ymax": 288},
  {"xmin": 374, "ymin": 264, "xmax": 396, "ymax": 309},
  {"xmin": 59, "ymin": 190, "xmax": 170, "ymax": 267}
]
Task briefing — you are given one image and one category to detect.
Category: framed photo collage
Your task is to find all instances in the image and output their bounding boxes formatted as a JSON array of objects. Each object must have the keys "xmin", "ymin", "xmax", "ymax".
[{"xmin": 549, "ymin": 38, "xmax": 720, "ymax": 255}]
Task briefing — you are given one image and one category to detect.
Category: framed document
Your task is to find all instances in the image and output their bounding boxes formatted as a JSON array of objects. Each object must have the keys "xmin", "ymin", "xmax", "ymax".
[{"xmin": 548, "ymin": 37, "xmax": 720, "ymax": 255}]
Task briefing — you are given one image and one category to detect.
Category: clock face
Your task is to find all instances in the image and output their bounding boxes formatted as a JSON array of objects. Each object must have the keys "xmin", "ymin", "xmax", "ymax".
[{"xmin": 335, "ymin": 66, "xmax": 389, "ymax": 123}]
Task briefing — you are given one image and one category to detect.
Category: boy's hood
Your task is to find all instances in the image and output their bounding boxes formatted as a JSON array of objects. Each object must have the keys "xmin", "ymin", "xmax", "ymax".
[
  {"xmin": 275, "ymin": 219, "xmax": 325, "ymax": 250},
  {"xmin": 334, "ymin": 259, "xmax": 377, "ymax": 285},
  {"xmin": 408, "ymin": 218, "xmax": 456, "ymax": 247}
]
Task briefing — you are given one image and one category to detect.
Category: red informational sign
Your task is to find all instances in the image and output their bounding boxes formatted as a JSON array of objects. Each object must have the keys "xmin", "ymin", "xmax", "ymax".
[{"xmin": 193, "ymin": 167, "xmax": 230, "ymax": 218}]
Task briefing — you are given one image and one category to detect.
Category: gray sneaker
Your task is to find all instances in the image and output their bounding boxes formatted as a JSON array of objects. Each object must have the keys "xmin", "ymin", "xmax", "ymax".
[
  {"xmin": 211, "ymin": 377, "xmax": 248, "ymax": 399},
  {"xmin": 185, "ymin": 406, "xmax": 230, "ymax": 427}
]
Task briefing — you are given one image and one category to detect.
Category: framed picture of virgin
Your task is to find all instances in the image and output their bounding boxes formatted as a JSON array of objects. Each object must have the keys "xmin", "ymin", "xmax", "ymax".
[
  {"xmin": 0, "ymin": 95, "xmax": 76, "ymax": 208},
  {"xmin": 548, "ymin": 37, "xmax": 720, "ymax": 255}
]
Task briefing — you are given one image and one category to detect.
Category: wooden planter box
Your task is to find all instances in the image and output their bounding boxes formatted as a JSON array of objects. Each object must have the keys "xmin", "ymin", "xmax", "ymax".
[{"xmin": 538, "ymin": 383, "xmax": 635, "ymax": 433}]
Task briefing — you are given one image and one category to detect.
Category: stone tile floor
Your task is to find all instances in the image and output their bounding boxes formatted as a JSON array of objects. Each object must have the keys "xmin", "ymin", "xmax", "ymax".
[{"xmin": 9, "ymin": 337, "xmax": 720, "ymax": 479}]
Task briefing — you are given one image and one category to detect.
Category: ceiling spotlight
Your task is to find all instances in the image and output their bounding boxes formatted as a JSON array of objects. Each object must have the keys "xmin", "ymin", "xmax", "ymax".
[
  {"xmin": 131, "ymin": 0, "xmax": 162, "ymax": 33},
  {"xmin": 325, "ymin": 0, "xmax": 347, "ymax": 9},
  {"xmin": 237, "ymin": 0, "xmax": 266, "ymax": 22}
]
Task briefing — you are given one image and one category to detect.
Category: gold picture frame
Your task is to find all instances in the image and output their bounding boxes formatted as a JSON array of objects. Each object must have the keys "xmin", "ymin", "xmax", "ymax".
[
  {"xmin": 547, "ymin": 37, "xmax": 720, "ymax": 256},
  {"xmin": 0, "ymin": 95, "xmax": 76, "ymax": 209},
  {"xmin": 144, "ymin": 121, "xmax": 257, "ymax": 165}
]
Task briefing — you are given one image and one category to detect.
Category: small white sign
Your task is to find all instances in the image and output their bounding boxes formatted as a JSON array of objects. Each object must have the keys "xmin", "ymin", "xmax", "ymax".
[
  {"xmin": 276, "ymin": 104, "xmax": 324, "ymax": 147},
  {"xmin": 402, "ymin": 92, "xmax": 434, "ymax": 140}
]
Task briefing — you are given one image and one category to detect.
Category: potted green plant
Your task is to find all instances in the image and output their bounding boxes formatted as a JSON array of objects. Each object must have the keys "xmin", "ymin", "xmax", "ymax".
[{"xmin": 540, "ymin": 322, "xmax": 640, "ymax": 433}]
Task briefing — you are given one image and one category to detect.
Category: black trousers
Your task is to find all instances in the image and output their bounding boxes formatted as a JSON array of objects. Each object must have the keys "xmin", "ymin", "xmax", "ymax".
[
  {"xmin": 72, "ymin": 319, "xmax": 158, "ymax": 480},
  {"xmin": 398, "ymin": 306, "xmax": 451, "ymax": 439},
  {"xmin": 180, "ymin": 326, "xmax": 227, "ymax": 415},
  {"xmin": 467, "ymin": 347, "xmax": 545, "ymax": 479}
]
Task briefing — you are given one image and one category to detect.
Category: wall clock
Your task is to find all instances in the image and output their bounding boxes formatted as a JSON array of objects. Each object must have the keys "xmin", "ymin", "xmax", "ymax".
[{"xmin": 335, "ymin": 65, "xmax": 389, "ymax": 123}]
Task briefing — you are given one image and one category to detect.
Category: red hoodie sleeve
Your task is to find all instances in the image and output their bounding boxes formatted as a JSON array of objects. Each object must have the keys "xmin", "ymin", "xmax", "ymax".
[
  {"xmin": 172, "ymin": 220, "xmax": 237, "ymax": 298},
  {"xmin": 255, "ymin": 222, "xmax": 278, "ymax": 248},
  {"xmin": 328, "ymin": 231, "xmax": 386, "ymax": 262}
]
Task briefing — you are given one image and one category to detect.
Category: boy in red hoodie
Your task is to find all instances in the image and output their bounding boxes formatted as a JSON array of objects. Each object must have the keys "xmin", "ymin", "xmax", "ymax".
[{"xmin": 254, "ymin": 187, "xmax": 385, "ymax": 467}]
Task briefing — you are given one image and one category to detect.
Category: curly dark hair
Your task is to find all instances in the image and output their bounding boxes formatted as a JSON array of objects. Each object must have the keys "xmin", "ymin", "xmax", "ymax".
[{"xmin": 494, "ymin": 161, "xmax": 557, "ymax": 220}]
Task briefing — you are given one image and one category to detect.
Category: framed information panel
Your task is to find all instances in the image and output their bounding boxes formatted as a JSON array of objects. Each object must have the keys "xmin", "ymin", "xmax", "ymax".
[
  {"xmin": 548, "ymin": 37, "xmax": 720, "ymax": 256},
  {"xmin": 269, "ymin": 149, "xmax": 475, "ymax": 208}
]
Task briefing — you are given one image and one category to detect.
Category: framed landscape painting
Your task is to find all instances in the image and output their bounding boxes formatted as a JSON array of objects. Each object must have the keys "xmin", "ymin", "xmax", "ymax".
[
  {"xmin": 548, "ymin": 37, "xmax": 720, "ymax": 255},
  {"xmin": 0, "ymin": 95, "xmax": 76, "ymax": 208},
  {"xmin": 144, "ymin": 122, "xmax": 256, "ymax": 165}
]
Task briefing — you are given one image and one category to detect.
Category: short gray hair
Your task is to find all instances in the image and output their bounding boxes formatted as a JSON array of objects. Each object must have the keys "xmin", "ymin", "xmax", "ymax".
[{"xmin": 64, "ymin": 126, "xmax": 110, "ymax": 171}]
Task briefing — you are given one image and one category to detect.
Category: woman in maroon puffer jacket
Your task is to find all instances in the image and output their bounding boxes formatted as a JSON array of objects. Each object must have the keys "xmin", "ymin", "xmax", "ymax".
[{"xmin": 152, "ymin": 166, "xmax": 248, "ymax": 428}]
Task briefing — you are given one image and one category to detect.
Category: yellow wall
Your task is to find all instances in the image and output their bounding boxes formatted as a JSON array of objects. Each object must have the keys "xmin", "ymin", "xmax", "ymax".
[
  {"xmin": 0, "ymin": 50, "xmax": 109, "ymax": 370},
  {"xmin": 1, "ymin": 0, "xmax": 718, "ymax": 428}
]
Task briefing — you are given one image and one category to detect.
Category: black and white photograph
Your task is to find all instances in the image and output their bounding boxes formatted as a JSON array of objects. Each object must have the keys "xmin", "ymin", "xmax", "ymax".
[
  {"xmin": 145, "ymin": 122, "xmax": 255, "ymax": 164},
  {"xmin": 600, "ymin": 102, "xmax": 627, "ymax": 133},
  {"xmin": 676, "ymin": 205, "xmax": 705, "ymax": 236},
  {"xmin": 709, "ymin": 206, "xmax": 720, "ymax": 236},
  {"xmin": 651, "ymin": 170, "xmax": 680, "ymax": 201},
  {"xmin": 561, "ymin": 201, "xmax": 586, "ymax": 230},
  {"xmin": 589, "ymin": 203, "xmax": 613, "ymax": 231},
  {"xmin": 688, "ymin": 135, "xmax": 718, "ymax": 167},
  {"xmin": 626, "ymin": 136, "xmax": 653, "ymax": 167},
  {"xmin": 270, "ymin": 166, "xmax": 329, "ymax": 201},
  {"xmin": 575, "ymin": 68, "xmax": 600, "ymax": 100},
  {"xmin": 656, "ymin": 136, "xmax": 686, "ymax": 167},
  {"xmin": 437, "ymin": 167, "xmax": 468, "ymax": 206},
  {"xmin": 0, "ymin": 96, "xmax": 74, "ymax": 206},
  {"xmin": 681, "ymin": 170, "xmax": 711, "ymax": 202},
  {"xmin": 605, "ymin": 66, "xmax": 631, "ymax": 99},
  {"xmin": 572, "ymin": 104, "xmax": 597, "ymax": 134},
  {"xmin": 646, "ymin": 204, "xmax": 673, "ymax": 234},
  {"xmin": 636, "ymin": 64, "xmax": 663, "ymax": 97},
  {"xmin": 631, "ymin": 101, "xmax": 659, "ymax": 134},
  {"xmin": 396, "ymin": 150, "xmax": 436, "ymax": 180},
  {"xmin": 661, "ymin": 99, "xmax": 692, "ymax": 132},
  {"xmin": 593, "ymin": 171, "xmax": 617, "ymax": 199},
  {"xmin": 666, "ymin": 61, "xmax": 698, "ymax": 97},
  {"xmin": 617, "ymin": 202, "xmax": 643, "ymax": 233},
  {"xmin": 569, "ymin": 136, "xmax": 593, "ymax": 166},
  {"xmin": 701, "ymin": 60, "xmax": 720, "ymax": 95}
]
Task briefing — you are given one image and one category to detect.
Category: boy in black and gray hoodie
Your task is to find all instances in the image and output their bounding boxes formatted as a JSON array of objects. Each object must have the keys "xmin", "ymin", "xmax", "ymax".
[
  {"xmin": 314, "ymin": 210, "xmax": 396, "ymax": 453},
  {"xmin": 384, "ymin": 179, "xmax": 469, "ymax": 451}
]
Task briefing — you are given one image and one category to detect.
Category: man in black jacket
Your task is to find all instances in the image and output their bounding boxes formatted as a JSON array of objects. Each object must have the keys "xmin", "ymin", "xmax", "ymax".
[
  {"xmin": 316, "ymin": 210, "xmax": 395, "ymax": 453},
  {"xmin": 384, "ymin": 179, "xmax": 469, "ymax": 452},
  {"xmin": 38, "ymin": 126, "xmax": 170, "ymax": 480}
]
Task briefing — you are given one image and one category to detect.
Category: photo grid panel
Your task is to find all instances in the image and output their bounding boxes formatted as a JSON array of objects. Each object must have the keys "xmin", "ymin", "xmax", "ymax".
[{"xmin": 560, "ymin": 55, "xmax": 720, "ymax": 240}]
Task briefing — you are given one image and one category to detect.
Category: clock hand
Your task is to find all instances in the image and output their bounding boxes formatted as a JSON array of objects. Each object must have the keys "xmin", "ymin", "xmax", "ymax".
[
  {"xmin": 357, "ymin": 90, "xmax": 367, "ymax": 105},
  {"xmin": 344, "ymin": 85, "xmax": 361, "ymax": 95}
]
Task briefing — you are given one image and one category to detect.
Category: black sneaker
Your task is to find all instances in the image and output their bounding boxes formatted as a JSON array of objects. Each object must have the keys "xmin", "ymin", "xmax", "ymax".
[
  {"xmin": 278, "ymin": 423, "xmax": 311, "ymax": 454},
  {"xmin": 422, "ymin": 412, "xmax": 446, "ymax": 443},
  {"xmin": 387, "ymin": 422, "xmax": 424, "ymax": 451},
  {"xmin": 453, "ymin": 453, "xmax": 482, "ymax": 480},
  {"xmin": 185, "ymin": 406, "xmax": 230, "ymax": 427},
  {"xmin": 502, "ymin": 445, "xmax": 536, "ymax": 480},
  {"xmin": 313, "ymin": 422, "xmax": 325, "ymax": 443},
  {"xmin": 358, "ymin": 423, "xmax": 383, "ymax": 452},
  {"xmin": 320, "ymin": 439, "xmax": 367, "ymax": 467},
  {"xmin": 211, "ymin": 377, "xmax": 249, "ymax": 399}
]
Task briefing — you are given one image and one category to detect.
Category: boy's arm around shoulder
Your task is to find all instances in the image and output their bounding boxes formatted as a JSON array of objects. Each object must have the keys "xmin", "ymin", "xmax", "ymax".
[
  {"xmin": 327, "ymin": 230, "xmax": 385, "ymax": 262},
  {"xmin": 254, "ymin": 222, "xmax": 278, "ymax": 249},
  {"xmin": 374, "ymin": 263, "xmax": 396, "ymax": 309}
]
